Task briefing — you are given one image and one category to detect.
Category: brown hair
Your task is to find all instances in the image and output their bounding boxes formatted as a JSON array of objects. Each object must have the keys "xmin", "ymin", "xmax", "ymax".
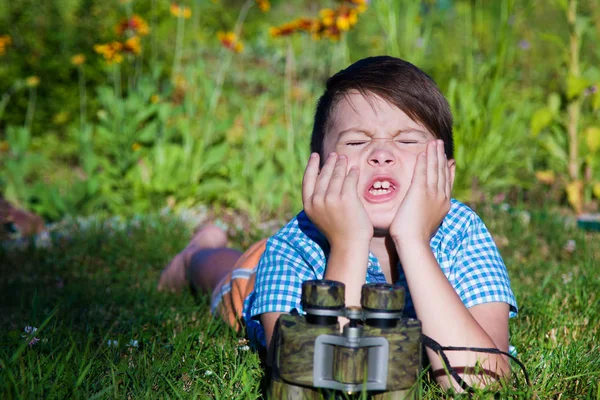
[{"xmin": 311, "ymin": 56, "xmax": 454, "ymax": 159}]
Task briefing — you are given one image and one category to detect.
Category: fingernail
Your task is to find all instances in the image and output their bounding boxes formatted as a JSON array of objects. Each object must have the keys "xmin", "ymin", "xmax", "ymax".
[
  {"xmin": 310, "ymin": 153, "xmax": 318, "ymax": 159},
  {"xmin": 339, "ymin": 155, "xmax": 347, "ymax": 160}
]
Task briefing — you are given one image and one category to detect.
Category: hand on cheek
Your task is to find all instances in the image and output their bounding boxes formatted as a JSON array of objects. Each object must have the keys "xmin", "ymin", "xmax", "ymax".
[
  {"xmin": 389, "ymin": 140, "xmax": 452, "ymax": 246},
  {"xmin": 302, "ymin": 152, "xmax": 373, "ymax": 247}
]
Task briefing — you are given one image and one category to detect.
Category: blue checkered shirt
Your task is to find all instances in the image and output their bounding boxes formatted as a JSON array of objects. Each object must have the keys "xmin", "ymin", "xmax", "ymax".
[{"xmin": 243, "ymin": 199, "xmax": 517, "ymax": 349}]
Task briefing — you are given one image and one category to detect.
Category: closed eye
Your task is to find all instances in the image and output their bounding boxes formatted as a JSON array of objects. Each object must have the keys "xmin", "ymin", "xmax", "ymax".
[
  {"xmin": 396, "ymin": 140, "xmax": 419, "ymax": 144},
  {"xmin": 346, "ymin": 141, "xmax": 368, "ymax": 146}
]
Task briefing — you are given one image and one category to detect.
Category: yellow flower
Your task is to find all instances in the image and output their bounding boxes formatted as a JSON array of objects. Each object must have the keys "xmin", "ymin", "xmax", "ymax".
[
  {"xmin": 131, "ymin": 142, "xmax": 142, "ymax": 152},
  {"xmin": 217, "ymin": 31, "xmax": 243, "ymax": 53},
  {"xmin": 123, "ymin": 36, "xmax": 142, "ymax": 55},
  {"xmin": 0, "ymin": 34, "xmax": 12, "ymax": 56},
  {"xmin": 150, "ymin": 94, "xmax": 160, "ymax": 104},
  {"xmin": 26, "ymin": 76, "xmax": 40, "ymax": 88},
  {"xmin": 170, "ymin": 3, "xmax": 191, "ymax": 19},
  {"xmin": 71, "ymin": 54, "xmax": 86, "ymax": 66},
  {"xmin": 319, "ymin": 8, "xmax": 335, "ymax": 27},
  {"xmin": 255, "ymin": 0, "xmax": 270, "ymax": 12},
  {"xmin": 94, "ymin": 41, "xmax": 124, "ymax": 64}
]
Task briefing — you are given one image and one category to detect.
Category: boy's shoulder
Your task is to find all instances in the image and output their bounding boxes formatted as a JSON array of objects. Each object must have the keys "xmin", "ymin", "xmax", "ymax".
[
  {"xmin": 435, "ymin": 199, "xmax": 487, "ymax": 248},
  {"xmin": 272, "ymin": 210, "xmax": 329, "ymax": 249}
]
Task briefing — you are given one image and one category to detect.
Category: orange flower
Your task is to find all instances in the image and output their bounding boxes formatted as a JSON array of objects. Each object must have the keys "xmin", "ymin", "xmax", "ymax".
[
  {"xmin": 0, "ymin": 34, "xmax": 11, "ymax": 56},
  {"xmin": 255, "ymin": 0, "xmax": 270, "ymax": 12},
  {"xmin": 217, "ymin": 31, "xmax": 243, "ymax": 53},
  {"xmin": 0, "ymin": 140, "xmax": 9, "ymax": 152},
  {"xmin": 116, "ymin": 14, "xmax": 150, "ymax": 37},
  {"xmin": 170, "ymin": 3, "xmax": 191, "ymax": 19},
  {"xmin": 71, "ymin": 54, "xmax": 86, "ymax": 66},
  {"xmin": 123, "ymin": 36, "xmax": 142, "ymax": 55},
  {"xmin": 94, "ymin": 41, "xmax": 124, "ymax": 64}
]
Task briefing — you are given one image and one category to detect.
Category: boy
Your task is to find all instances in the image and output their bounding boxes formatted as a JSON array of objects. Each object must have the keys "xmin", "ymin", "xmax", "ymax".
[{"xmin": 158, "ymin": 56, "xmax": 517, "ymax": 389}]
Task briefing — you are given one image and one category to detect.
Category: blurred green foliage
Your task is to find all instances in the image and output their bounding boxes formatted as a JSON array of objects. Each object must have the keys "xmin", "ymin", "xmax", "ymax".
[{"xmin": 1, "ymin": 0, "xmax": 600, "ymax": 221}]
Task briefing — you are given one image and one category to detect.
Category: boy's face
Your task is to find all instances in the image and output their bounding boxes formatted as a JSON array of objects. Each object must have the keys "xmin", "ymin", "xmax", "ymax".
[{"xmin": 322, "ymin": 91, "xmax": 455, "ymax": 234}]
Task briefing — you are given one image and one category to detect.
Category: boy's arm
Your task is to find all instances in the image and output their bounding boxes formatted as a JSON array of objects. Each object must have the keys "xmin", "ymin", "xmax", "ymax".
[
  {"xmin": 391, "ymin": 141, "xmax": 511, "ymax": 388},
  {"xmin": 302, "ymin": 153, "xmax": 372, "ymax": 308}
]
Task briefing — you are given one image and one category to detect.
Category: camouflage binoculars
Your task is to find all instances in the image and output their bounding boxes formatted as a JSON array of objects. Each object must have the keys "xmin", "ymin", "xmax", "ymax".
[{"xmin": 269, "ymin": 280, "xmax": 422, "ymax": 399}]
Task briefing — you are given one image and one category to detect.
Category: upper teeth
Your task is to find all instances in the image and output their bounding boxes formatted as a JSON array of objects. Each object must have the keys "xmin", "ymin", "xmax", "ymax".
[{"xmin": 373, "ymin": 181, "xmax": 391, "ymax": 189}]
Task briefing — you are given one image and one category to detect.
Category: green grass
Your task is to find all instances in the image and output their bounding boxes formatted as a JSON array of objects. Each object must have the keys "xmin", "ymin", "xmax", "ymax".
[{"xmin": 1, "ymin": 206, "xmax": 599, "ymax": 399}]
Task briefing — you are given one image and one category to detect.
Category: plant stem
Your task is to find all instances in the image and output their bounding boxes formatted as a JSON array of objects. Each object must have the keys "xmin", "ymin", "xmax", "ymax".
[
  {"xmin": 78, "ymin": 66, "xmax": 87, "ymax": 132},
  {"xmin": 24, "ymin": 87, "xmax": 37, "ymax": 133},
  {"xmin": 205, "ymin": 0, "xmax": 253, "ymax": 142},
  {"xmin": 567, "ymin": 0, "xmax": 581, "ymax": 181}
]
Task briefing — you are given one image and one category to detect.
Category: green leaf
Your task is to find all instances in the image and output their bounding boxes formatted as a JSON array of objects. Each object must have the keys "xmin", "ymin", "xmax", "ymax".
[
  {"xmin": 593, "ymin": 90, "xmax": 600, "ymax": 110},
  {"xmin": 548, "ymin": 93, "xmax": 561, "ymax": 114},
  {"xmin": 585, "ymin": 126, "xmax": 600, "ymax": 153},
  {"xmin": 567, "ymin": 75, "xmax": 592, "ymax": 99},
  {"xmin": 531, "ymin": 108, "xmax": 554, "ymax": 136}
]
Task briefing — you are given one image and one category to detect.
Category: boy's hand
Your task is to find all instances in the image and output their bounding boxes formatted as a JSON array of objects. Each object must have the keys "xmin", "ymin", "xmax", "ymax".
[
  {"xmin": 390, "ymin": 140, "xmax": 452, "ymax": 246},
  {"xmin": 302, "ymin": 152, "xmax": 373, "ymax": 247}
]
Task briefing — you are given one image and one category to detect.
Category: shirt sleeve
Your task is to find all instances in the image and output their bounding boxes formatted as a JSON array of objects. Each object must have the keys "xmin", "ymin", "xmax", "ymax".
[
  {"xmin": 249, "ymin": 234, "xmax": 315, "ymax": 318},
  {"xmin": 450, "ymin": 213, "xmax": 518, "ymax": 317}
]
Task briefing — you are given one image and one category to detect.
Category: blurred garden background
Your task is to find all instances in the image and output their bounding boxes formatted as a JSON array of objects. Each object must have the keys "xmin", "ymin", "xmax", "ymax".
[
  {"xmin": 1, "ymin": 0, "xmax": 600, "ymax": 398},
  {"xmin": 1, "ymin": 0, "xmax": 600, "ymax": 223}
]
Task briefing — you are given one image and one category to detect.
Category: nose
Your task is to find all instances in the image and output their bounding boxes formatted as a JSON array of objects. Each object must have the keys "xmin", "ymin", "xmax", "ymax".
[{"xmin": 368, "ymin": 143, "xmax": 396, "ymax": 167}]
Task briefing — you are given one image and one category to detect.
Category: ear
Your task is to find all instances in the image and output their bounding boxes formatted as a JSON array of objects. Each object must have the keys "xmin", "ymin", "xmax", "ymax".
[{"xmin": 447, "ymin": 159, "xmax": 456, "ymax": 191}]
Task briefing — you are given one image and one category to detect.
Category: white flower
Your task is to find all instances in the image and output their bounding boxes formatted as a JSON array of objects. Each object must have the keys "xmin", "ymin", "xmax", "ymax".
[
  {"xmin": 22, "ymin": 326, "xmax": 40, "ymax": 346},
  {"xmin": 518, "ymin": 211, "xmax": 531, "ymax": 226},
  {"xmin": 127, "ymin": 340, "xmax": 139, "ymax": 348},
  {"xmin": 563, "ymin": 239, "xmax": 576, "ymax": 253},
  {"xmin": 204, "ymin": 370, "xmax": 213, "ymax": 376},
  {"xmin": 500, "ymin": 203, "xmax": 510, "ymax": 212},
  {"xmin": 238, "ymin": 345, "xmax": 250, "ymax": 351},
  {"xmin": 24, "ymin": 326, "xmax": 38, "ymax": 334},
  {"xmin": 107, "ymin": 339, "xmax": 119, "ymax": 347}
]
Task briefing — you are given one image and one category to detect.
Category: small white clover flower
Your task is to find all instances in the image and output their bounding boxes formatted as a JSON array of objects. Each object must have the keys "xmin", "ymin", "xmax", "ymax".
[
  {"xmin": 239, "ymin": 345, "xmax": 250, "ymax": 351},
  {"xmin": 563, "ymin": 239, "xmax": 576, "ymax": 253},
  {"xmin": 518, "ymin": 211, "xmax": 531, "ymax": 226},
  {"xmin": 204, "ymin": 370, "xmax": 213, "ymax": 376},
  {"xmin": 22, "ymin": 326, "xmax": 40, "ymax": 346},
  {"xmin": 24, "ymin": 326, "xmax": 38, "ymax": 334}
]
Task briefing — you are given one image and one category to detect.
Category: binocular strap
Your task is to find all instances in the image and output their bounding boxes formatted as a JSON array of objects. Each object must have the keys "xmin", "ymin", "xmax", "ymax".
[{"xmin": 420, "ymin": 334, "xmax": 531, "ymax": 394}]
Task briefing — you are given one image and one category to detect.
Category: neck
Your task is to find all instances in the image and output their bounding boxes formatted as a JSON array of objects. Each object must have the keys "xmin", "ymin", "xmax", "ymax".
[{"xmin": 370, "ymin": 235, "xmax": 399, "ymax": 284}]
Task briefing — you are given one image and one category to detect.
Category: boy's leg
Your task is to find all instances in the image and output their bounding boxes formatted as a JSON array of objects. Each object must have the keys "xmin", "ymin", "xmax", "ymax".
[{"xmin": 157, "ymin": 224, "xmax": 242, "ymax": 294}]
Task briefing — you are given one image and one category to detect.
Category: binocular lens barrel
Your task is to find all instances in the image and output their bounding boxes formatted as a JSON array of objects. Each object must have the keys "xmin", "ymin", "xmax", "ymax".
[
  {"xmin": 302, "ymin": 280, "xmax": 345, "ymax": 326},
  {"xmin": 361, "ymin": 283, "xmax": 405, "ymax": 328}
]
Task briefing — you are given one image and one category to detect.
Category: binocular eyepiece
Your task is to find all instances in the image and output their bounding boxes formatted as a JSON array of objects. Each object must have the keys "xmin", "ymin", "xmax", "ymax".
[{"xmin": 269, "ymin": 280, "xmax": 422, "ymax": 399}]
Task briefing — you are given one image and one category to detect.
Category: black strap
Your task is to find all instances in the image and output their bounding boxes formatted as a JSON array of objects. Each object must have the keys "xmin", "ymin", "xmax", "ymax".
[{"xmin": 420, "ymin": 334, "xmax": 531, "ymax": 394}]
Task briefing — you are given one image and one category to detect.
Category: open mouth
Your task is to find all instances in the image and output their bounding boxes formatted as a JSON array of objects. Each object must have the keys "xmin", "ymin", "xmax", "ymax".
[{"xmin": 369, "ymin": 180, "xmax": 396, "ymax": 196}]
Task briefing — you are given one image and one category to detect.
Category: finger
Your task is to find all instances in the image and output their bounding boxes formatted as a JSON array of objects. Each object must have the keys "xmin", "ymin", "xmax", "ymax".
[
  {"xmin": 437, "ymin": 140, "xmax": 447, "ymax": 194},
  {"xmin": 445, "ymin": 163, "xmax": 452, "ymax": 199},
  {"xmin": 411, "ymin": 151, "xmax": 427, "ymax": 186},
  {"xmin": 341, "ymin": 166, "xmax": 360, "ymax": 197},
  {"xmin": 327, "ymin": 155, "xmax": 348, "ymax": 195},
  {"xmin": 302, "ymin": 153, "xmax": 320, "ymax": 205},
  {"xmin": 314, "ymin": 152, "xmax": 338, "ymax": 197},
  {"xmin": 426, "ymin": 140, "xmax": 438, "ymax": 190}
]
